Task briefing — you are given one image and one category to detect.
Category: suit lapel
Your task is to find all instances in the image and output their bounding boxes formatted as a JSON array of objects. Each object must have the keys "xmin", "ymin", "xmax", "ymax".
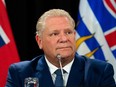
[
  {"xmin": 34, "ymin": 57, "xmax": 55, "ymax": 87},
  {"xmin": 66, "ymin": 55, "xmax": 85, "ymax": 87}
]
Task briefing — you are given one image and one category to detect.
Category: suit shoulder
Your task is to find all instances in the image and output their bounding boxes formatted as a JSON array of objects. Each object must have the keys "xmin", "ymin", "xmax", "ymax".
[
  {"xmin": 87, "ymin": 58, "xmax": 109, "ymax": 66},
  {"xmin": 9, "ymin": 60, "xmax": 31, "ymax": 71},
  {"xmin": 9, "ymin": 55, "xmax": 43, "ymax": 71},
  {"xmin": 84, "ymin": 56, "xmax": 113, "ymax": 72}
]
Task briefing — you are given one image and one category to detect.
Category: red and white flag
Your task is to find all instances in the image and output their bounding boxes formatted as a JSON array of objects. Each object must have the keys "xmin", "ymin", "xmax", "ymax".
[{"xmin": 0, "ymin": 0, "xmax": 20, "ymax": 86}]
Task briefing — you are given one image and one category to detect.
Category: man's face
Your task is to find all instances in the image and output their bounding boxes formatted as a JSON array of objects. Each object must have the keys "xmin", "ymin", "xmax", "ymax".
[{"xmin": 36, "ymin": 16, "xmax": 76, "ymax": 63}]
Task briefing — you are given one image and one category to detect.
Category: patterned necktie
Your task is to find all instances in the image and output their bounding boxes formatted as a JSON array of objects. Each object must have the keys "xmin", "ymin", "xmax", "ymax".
[{"xmin": 54, "ymin": 69, "xmax": 64, "ymax": 87}]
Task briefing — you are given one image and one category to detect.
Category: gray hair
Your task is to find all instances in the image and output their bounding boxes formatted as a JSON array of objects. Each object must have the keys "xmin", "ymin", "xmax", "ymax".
[{"xmin": 36, "ymin": 9, "xmax": 75, "ymax": 36}]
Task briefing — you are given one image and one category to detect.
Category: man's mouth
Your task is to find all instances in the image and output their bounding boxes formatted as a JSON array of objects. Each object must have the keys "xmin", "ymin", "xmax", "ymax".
[{"xmin": 56, "ymin": 46, "xmax": 71, "ymax": 50}]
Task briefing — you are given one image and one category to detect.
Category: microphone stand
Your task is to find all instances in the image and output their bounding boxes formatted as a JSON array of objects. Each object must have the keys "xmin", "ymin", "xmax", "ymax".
[{"xmin": 56, "ymin": 54, "xmax": 65, "ymax": 86}]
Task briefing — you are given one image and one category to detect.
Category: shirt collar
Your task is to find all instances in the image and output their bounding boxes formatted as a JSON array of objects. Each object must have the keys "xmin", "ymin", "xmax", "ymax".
[
  {"xmin": 63, "ymin": 58, "xmax": 74, "ymax": 74},
  {"xmin": 45, "ymin": 55, "xmax": 74, "ymax": 74}
]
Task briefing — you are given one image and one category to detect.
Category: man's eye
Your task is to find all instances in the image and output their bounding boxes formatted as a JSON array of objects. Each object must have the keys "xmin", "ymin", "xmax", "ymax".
[
  {"xmin": 66, "ymin": 31, "xmax": 73, "ymax": 35},
  {"xmin": 50, "ymin": 33, "xmax": 58, "ymax": 36}
]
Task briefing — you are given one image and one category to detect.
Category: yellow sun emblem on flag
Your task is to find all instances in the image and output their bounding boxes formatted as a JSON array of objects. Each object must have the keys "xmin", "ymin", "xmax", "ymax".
[{"xmin": 76, "ymin": 33, "xmax": 101, "ymax": 58}]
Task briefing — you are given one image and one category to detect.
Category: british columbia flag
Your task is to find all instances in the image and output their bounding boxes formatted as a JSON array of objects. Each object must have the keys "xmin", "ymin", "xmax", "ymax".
[{"xmin": 76, "ymin": 0, "xmax": 116, "ymax": 81}]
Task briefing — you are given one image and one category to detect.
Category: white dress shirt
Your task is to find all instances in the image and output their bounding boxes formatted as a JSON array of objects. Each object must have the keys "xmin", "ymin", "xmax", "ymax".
[{"xmin": 45, "ymin": 56, "xmax": 74, "ymax": 86}]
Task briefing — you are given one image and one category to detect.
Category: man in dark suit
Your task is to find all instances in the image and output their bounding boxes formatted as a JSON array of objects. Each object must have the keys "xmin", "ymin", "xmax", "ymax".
[{"xmin": 6, "ymin": 9, "xmax": 116, "ymax": 87}]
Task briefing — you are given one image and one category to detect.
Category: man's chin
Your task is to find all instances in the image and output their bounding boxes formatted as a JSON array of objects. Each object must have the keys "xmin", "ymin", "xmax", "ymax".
[
  {"xmin": 60, "ymin": 54, "xmax": 72, "ymax": 59},
  {"xmin": 55, "ymin": 50, "xmax": 74, "ymax": 58}
]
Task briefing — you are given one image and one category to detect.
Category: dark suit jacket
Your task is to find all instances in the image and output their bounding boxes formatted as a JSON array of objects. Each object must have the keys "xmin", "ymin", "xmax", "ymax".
[{"xmin": 6, "ymin": 54, "xmax": 116, "ymax": 87}]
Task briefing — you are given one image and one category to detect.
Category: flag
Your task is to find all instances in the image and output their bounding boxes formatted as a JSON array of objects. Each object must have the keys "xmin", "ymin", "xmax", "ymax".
[
  {"xmin": 76, "ymin": 0, "xmax": 116, "ymax": 81},
  {"xmin": 0, "ymin": 0, "xmax": 20, "ymax": 86}
]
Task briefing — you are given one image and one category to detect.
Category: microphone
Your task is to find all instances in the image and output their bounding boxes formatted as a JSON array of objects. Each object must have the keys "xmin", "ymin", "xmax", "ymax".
[{"xmin": 56, "ymin": 54, "xmax": 64, "ymax": 83}]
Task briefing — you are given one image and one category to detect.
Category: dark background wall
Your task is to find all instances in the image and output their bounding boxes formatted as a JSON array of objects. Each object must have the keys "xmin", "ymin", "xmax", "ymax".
[{"xmin": 5, "ymin": 0, "xmax": 80, "ymax": 61}]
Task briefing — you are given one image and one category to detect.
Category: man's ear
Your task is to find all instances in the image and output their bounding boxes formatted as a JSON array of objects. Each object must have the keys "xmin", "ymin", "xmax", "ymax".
[{"xmin": 35, "ymin": 34, "xmax": 42, "ymax": 49}]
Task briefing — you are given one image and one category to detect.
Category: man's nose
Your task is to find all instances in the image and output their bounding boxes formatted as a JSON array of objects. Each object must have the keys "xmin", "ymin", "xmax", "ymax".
[{"xmin": 59, "ymin": 33, "xmax": 68, "ymax": 43}]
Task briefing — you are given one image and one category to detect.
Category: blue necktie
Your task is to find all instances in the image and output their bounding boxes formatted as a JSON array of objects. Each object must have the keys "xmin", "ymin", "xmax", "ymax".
[{"xmin": 55, "ymin": 69, "xmax": 64, "ymax": 87}]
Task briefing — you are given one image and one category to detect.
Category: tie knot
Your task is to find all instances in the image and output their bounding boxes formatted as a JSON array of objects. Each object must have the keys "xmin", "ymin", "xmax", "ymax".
[
  {"xmin": 55, "ymin": 69, "xmax": 62, "ymax": 76},
  {"xmin": 55, "ymin": 69, "xmax": 66, "ymax": 76}
]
